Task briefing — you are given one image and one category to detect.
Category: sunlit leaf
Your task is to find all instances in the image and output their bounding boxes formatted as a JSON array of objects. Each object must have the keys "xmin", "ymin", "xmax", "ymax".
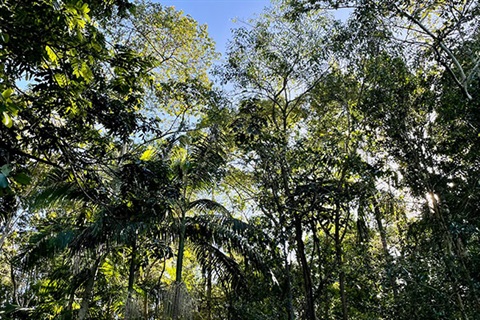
[
  {"xmin": 140, "ymin": 146, "xmax": 155, "ymax": 161},
  {"xmin": 45, "ymin": 45, "xmax": 58, "ymax": 64},
  {"xmin": 2, "ymin": 88, "xmax": 13, "ymax": 99},
  {"xmin": 2, "ymin": 111, "xmax": 12, "ymax": 128}
]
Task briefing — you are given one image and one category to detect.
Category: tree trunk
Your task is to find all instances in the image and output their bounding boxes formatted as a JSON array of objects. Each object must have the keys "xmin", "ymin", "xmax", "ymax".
[
  {"xmin": 67, "ymin": 284, "xmax": 76, "ymax": 319},
  {"xmin": 206, "ymin": 255, "xmax": 212, "ymax": 320},
  {"xmin": 144, "ymin": 292, "xmax": 148, "ymax": 320},
  {"xmin": 334, "ymin": 209, "xmax": 347, "ymax": 320},
  {"xmin": 283, "ymin": 241, "xmax": 295, "ymax": 320},
  {"xmin": 173, "ymin": 214, "xmax": 186, "ymax": 319},
  {"xmin": 294, "ymin": 216, "xmax": 316, "ymax": 320},
  {"xmin": 108, "ymin": 296, "xmax": 113, "ymax": 320},
  {"xmin": 0, "ymin": 215, "xmax": 14, "ymax": 253},
  {"xmin": 10, "ymin": 262, "xmax": 17, "ymax": 305},
  {"xmin": 125, "ymin": 236, "xmax": 138, "ymax": 320},
  {"xmin": 79, "ymin": 256, "xmax": 102, "ymax": 320},
  {"xmin": 175, "ymin": 214, "xmax": 186, "ymax": 283},
  {"xmin": 373, "ymin": 199, "xmax": 398, "ymax": 300}
]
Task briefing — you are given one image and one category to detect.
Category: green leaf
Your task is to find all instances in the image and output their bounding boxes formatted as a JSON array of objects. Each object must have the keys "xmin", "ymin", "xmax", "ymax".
[
  {"xmin": 0, "ymin": 303, "xmax": 20, "ymax": 315},
  {"xmin": 1, "ymin": 112, "xmax": 12, "ymax": 128},
  {"xmin": 45, "ymin": 45, "xmax": 58, "ymax": 64},
  {"xmin": 12, "ymin": 172, "xmax": 32, "ymax": 186},
  {"xmin": 5, "ymin": 102, "xmax": 19, "ymax": 116},
  {"xmin": 2, "ymin": 88, "xmax": 13, "ymax": 100},
  {"xmin": 53, "ymin": 73, "xmax": 68, "ymax": 87},
  {"xmin": 140, "ymin": 147, "xmax": 155, "ymax": 161},
  {"xmin": 80, "ymin": 62, "xmax": 93, "ymax": 82},
  {"xmin": 72, "ymin": 61, "xmax": 82, "ymax": 78},
  {"xmin": 100, "ymin": 259, "xmax": 115, "ymax": 277},
  {"xmin": 0, "ymin": 173, "xmax": 8, "ymax": 188},
  {"xmin": 80, "ymin": 3, "xmax": 90, "ymax": 15}
]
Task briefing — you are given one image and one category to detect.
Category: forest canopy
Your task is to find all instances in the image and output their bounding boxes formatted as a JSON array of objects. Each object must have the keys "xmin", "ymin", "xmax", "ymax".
[{"xmin": 1, "ymin": 0, "xmax": 480, "ymax": 319}]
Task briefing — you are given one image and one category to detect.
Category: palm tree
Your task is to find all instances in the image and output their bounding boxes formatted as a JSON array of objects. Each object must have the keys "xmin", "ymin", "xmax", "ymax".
[
  {"xmin": 14, "ymin": 133, "xmax": 267, "ymax": 320},
  {"xmin": 164, "ymin": 136, "xmax": 266, "ymax": 320},
  {"xmin": 17, "ymin": 151, "xmax": 176, "ymax": 319}
]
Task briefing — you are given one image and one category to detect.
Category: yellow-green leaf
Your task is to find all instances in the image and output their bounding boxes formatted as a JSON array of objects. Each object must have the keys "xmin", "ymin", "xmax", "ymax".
[
  {"xmin": 2, "ymin": 88, "xmax": 13, "ymax": 100},
  {"xmin": 140, "ymin": 147, "xmax": 155, "ymax": 161},
  {"xmin": 45, "ymin": 45, "xmax": 58, "ymax": 64},
  {"xmin": 54, "ymin": 73, "xmax": 68, "ymax": 87},
  {"xmin": 81, "ymin": 3, "xmax": 90, "ymax": 15},
  {"xmin": 2, "ymin": 112, "xmax": 12, "ymax": 128}
]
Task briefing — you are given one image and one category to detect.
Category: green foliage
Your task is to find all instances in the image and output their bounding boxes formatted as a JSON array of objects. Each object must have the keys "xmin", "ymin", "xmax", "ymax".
[{"xmin": 1, "ymin": 0, "xmax": 480, "ymax": 319}]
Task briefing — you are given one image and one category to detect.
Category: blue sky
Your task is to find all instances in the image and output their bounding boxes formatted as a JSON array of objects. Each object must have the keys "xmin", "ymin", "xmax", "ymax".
[{"xmin": 153, "ymin": 0, "xmax": 271, "ymax": 55}]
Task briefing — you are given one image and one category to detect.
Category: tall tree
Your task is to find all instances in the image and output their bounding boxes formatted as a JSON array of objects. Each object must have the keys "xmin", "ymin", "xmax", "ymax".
[{"xmin": 220, "ymin": 6, "xmax": 355, "ymax": 319}]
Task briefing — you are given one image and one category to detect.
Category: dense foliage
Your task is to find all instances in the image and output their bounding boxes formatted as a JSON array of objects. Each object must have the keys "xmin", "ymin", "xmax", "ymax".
[{"xmin": 1, "ymin": 0, "xmax": 479, "ymax": 319}]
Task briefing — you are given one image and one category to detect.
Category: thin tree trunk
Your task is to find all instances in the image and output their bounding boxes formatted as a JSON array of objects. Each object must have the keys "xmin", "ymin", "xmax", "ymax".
[
  {"xmin": 10, "ymin": 262, "xmax": 17, "ymax": 305},
  {"xmin": 283, "ymin": 241, "xmax": 295, "ymax": 320},
  {"xmin": 67, "ymin": 286, "xmax": 75, "ymax": 319},
  {"xmin": 334, "ymin": 209, "xmax": 347, "ymax": 320},
  {"xmin": 79, "ymin": 256, "xmax": 102, "ymax": 320},
  {"xmin": 144, "ymin": 292, "xmax": 148, "ymax": 320},
  {"xmin": 175, "ymin": 216, "xmax": 186, "ymax": 283},
  {"xmin": 206, "ymin": 255, "xmax": 212, "ymax": 320},
  {"xmin": 373, "ymin": 200, "xmax": 398, "ymax": 299},
  {"xmin": 294, "ymin": 216, "xmax": 316, "ymax": 320},
  {"xmin": 173, "ymin": 214, "xmax": 186, "ymax": 319},
  {"xmin": 108, "ymin": 296, "xmax": 113, "ymax": 320},
  {"xmin": 125, "ymin": 236, "xmax": 138, "ymax": 320},
  {"xmin": 0, "ymin": 215, "xmax": 14, "ymax": 253}
]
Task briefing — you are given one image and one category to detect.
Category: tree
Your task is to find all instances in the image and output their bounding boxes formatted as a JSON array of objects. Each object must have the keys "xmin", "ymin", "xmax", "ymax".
[
  {"xmin": 3, "ymin": 0, "xmax": 480, "ymax": 319},
  {"xmin": 0, "ymin": 1, "xmax": 222, "ymax": 319},
  {"xmin": 0, "ymin": 0, "xmax": 153, "ymax": 252},
  {"xmin": 286, "ymin": 0, "xmax": 480, "ymax": 100},
  {"xmin": 219, "ymin": 6, "xmax": 368, "ymax": 319},
  {"xmin": 161, "ymin": 131, "xmax": 266, "ymax": 320}
]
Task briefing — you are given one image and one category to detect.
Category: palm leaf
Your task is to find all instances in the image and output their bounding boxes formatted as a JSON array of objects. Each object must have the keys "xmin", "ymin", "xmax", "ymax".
[
  {"xmin": 20, "ymin": 226, "xmax": 75, "ymax": 269},
  {"xmin": 187, "ymin": 198, "xmax": 231, "ymax": 217},
  {"xmin": 193, "ymin": 241, "xmax": 246, "ymax": 290},
  {"xmin": 185, "ymin": 214, "xmax": 269, "ymax": 279}
]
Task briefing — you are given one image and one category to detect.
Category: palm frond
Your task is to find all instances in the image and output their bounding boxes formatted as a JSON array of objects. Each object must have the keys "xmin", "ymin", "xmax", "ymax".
[
  {"xmin": 20, "ymin": 227, "xmax": 75, "ymax": 269},
  {"xmin": 30, "ymin": 181, "xmax": 87, "ymax": 209},
  {"xmin": 28, "ymin": 167, "xmax": 99, "ymax": 210},
  {"xmin": 185, "ymin": 214, "xmax": 269, "ymax": 275},
  {"xmin": 187, "ymin": 198, "xmax": 231, "ymax": 217},
  {"xmin": 193, "ymin": 241, "xmax": 246, "ymax": 290}
]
